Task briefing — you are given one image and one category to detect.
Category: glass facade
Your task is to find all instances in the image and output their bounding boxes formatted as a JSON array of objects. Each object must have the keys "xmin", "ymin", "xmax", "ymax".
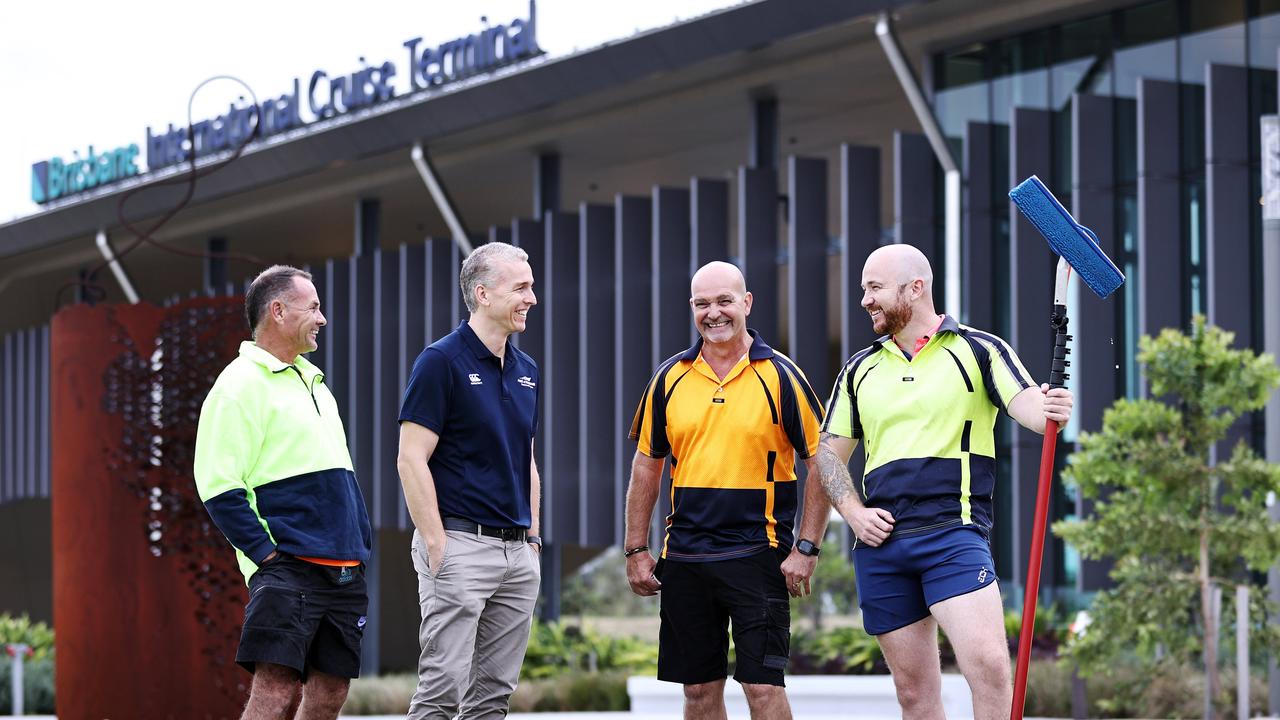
[{"xmin": 932, "ymin": 0, "xmax": 1279, "ymax": 593}]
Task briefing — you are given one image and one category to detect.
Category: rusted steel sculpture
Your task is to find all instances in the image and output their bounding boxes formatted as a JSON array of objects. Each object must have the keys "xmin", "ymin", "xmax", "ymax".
[{"xmin": 52, "ymin": 297, "xmax": 248, "ymax": 720}]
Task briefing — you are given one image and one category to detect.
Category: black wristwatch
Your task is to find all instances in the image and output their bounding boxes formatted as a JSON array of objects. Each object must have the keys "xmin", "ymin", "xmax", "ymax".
[
  {"xmin": 796, "ymin": 539, "xmax": 821, "ymax": 557},
  {"xmin": 527, "ymin": 535, "xmax": 543, "ymax": 549}
]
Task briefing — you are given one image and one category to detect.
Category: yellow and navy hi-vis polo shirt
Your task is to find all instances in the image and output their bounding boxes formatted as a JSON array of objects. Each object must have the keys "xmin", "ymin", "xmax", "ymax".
[
  {"xmin": 629, "ymin": 330, "xmax": 824, "ymax": 562},
  {"xmin": 822, "ymin": 316, "xmax": 1035, "ymax": 537}
]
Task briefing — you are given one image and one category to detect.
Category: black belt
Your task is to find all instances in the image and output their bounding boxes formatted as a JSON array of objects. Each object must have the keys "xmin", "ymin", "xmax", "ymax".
[{"xmin": 442, "ymin": 517, "xmax": 527, "ymax": 542}]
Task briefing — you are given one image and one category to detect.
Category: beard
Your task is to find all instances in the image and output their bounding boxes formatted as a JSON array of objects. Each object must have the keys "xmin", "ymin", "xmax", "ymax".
[{"xmin": 875, "ymin": 292, "xmax": 913, "ymax": 337}]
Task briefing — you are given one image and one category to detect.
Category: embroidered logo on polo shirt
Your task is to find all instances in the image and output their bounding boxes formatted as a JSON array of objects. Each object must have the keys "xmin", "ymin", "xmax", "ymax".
[
  {"xmin": 517, "ymin": 376, "xmax": 536, "ymax": 389},
  {"xmin": 468, "ymin": 373, "xmax": 483, "ymax": 385}
]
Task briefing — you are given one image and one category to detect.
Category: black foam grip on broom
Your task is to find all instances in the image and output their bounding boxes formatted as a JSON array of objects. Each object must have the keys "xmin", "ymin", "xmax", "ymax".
[{"xmin": 1049, "ymin": 304, "xmax": 1071, "ymax": 391}]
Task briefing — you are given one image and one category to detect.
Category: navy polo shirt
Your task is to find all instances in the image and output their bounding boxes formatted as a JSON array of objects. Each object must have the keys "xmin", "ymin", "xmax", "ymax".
[{"xmin": 399, "ymin": 321, "xmax": 540, "ymax": 528}]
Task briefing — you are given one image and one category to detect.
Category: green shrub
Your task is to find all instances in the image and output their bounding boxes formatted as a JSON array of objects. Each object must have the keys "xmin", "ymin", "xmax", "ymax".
[
  {"xmin": 513, "ymin": 671, "xmax": 629, "ymax": 712},
  {"xmin": 343, "ymin": 673, "xmax": 414, "ymax": 715},
  {"xmin": 522, "ymin": 621, "xmax": 657, "ymax": 680},
  {"xmin": 1019, "ymin": 658, "xmax": 1271, "ymax": 718},
  {"xmin": 0, "ymin": 652, "xmax": 56, "ymax": 714},
  {"xmin": 0, "ymin": 614, "xmax": 54, "ymax": 660},
  {"xmin": 790, "ymin": 626, "xmax": 886, "ymax": 674}
]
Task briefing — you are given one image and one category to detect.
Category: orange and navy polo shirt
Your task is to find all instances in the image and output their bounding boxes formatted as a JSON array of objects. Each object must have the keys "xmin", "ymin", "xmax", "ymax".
[{"xmin": 628, "ymin": 330, "xmax": 824, "ymax": 562}]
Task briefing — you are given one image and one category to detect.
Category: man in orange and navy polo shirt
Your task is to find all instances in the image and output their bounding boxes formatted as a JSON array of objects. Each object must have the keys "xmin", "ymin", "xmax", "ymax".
[{"xmin": 624, "ymin": 261, "xmax": 829, "ymax": 720}]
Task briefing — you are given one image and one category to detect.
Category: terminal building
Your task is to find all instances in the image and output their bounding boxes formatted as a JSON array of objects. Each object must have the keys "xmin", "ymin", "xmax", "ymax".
[{"xmin": 2, "ymin": 0, "xmax": 1278, "ymax": 680}]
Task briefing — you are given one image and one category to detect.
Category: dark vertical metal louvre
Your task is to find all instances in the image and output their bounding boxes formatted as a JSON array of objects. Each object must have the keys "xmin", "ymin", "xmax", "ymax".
[
  {"xmin": 964, "ymin": 123, "xmax": 996, "ymax": 330},
  {"xmin": 1009, "ymin": 107, "xmax": 1055, "ymax": 592},
  {"xmin": 1072, "ymin": 92, "xmax": 1118, "ymax": 593},
  {"xmin": 579, "ymin": 204, "xmax": 616, "ymax": 547},
  {"xmin": 691, "ymin": 177, "xmax": 730, "ymax": 269},
  {"xmin": 544, "ymin": 211, "xmax": 581, "ymax": 545},
  {"xmin": 1137, "ymin": 78, "xmax": 1184, "ymax": 388},
  {"xmin": 739, "ymin": 166, "xmax": 780, "ymax": 340},
  {"xmin": 787, "ymin": 155, "xmax": 830, "ymax": 398},
  {"xmin": 614, "ymin": 195, "xmax": 653, "ymax": 547}
]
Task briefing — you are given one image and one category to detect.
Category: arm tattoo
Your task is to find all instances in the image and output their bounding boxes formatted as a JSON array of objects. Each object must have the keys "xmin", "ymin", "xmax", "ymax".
[{"xmin": 815, "ymin": 432, "xmax": 857, "ymax": 505}]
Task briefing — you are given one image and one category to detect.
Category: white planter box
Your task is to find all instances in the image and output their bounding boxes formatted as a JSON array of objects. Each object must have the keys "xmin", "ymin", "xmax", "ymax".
[{"xmin": 627, "ymin": 674, "xmax": 975, "ymax": 718}]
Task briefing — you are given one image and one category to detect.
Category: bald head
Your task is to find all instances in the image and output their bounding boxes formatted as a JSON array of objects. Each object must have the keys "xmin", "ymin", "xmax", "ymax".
[
  {"xmin": 690, "ymin": 261, "xmax": 747, "ymax": 297},
  {"xmin": 863, "ymin": 244, "xmax": 933, "ymax": 289},
  {"xmin": 689, "ymin": 261, "xmax": 752, "ymax": 348}
]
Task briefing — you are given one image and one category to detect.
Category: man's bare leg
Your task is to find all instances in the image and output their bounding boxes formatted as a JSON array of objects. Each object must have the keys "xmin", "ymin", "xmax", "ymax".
[
  {"xmin": 877, "ymin": 616, "xmax": 945, "ymax": 720},
  {"xmin": 931, "ymin": 583, "xmax": 1011, "ymax": 720},
  {"xmin": 240, "ymin": 663, "xmax": 300, "ymax": 720}
]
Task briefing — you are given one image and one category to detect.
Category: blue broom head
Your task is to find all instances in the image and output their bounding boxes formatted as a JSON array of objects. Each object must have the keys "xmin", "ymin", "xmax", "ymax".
[{"xmin": 1009, "ymin": 175, "xmax": 1125, "ymax": 299}]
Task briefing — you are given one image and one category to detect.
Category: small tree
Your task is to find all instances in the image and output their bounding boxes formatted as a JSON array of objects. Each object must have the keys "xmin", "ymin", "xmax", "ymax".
[{"xmin": 1054, "ymin": 317, "xmax": 1280, "ymax": 718}]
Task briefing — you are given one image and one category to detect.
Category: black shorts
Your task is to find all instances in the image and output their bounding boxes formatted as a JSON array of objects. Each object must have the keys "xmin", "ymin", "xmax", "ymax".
[
  {"xmin": 236, "ymin": 553, "xmax": 369, "ymax": 679},
  {"xmin": 656, "ymin": 548, "xmax": 791, "ymax": 686}
]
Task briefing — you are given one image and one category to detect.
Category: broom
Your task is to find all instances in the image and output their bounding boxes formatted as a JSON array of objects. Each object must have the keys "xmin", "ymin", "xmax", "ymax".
[{"xmin": 1007, "ymin": 175, "xmax": 1125, "ymax": 720}]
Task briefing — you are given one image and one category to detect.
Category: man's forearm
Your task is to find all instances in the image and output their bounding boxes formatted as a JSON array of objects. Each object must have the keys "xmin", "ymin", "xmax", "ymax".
[
  {"xmin": 624, "ymin": 455, "xmax": 662, "ymax": 548},
  {"xmin": 397, "ymin": 459, "xmax": 445, "ymax": 538},
  {"xmin": 814, "ymin": 439, "xmax": 866, "ymax": 519},
  {"xmin": 797, "ymin": 457, "xmax": 832, "ymax": 543}
]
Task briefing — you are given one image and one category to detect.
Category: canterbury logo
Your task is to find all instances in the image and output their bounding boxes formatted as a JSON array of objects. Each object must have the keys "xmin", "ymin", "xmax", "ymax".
[
  {"xmin": 468, "ymin": 373, "xmax": 483, "ymax": 385},
  {"xmin": 517, "ymin": 376, "xmax": 536, "ymax": 388},
  {"xmin": 977, "ymin": 568, "xmax": 988, "ymax": 583}
]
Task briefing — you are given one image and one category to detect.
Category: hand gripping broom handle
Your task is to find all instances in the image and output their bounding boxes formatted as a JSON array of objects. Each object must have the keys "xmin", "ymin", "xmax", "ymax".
[{"xmin": 1011, "ymin": 257, "xmax": 1072, "ymax": 720}]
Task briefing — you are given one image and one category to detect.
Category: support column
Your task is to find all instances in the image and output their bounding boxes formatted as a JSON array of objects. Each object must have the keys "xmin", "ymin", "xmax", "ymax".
[
  {"xmin": 1009, "ymin": 108, "xmax": 1055, "ymax": 595},
  {"xmin": 615, "ymin": 194, "xmax": 653, "ymax": 547},
  {"xmin": 204, "ymin": 237, "xmax": 227, "ymax": 296},
  {"xmin": 1072, "ymin": 93, "xmax": 1118, "ymax": 593},
  {"xmin": 750, "ymin": 96, "xmax": 779, "ymax": 170},
  {"xmin": 535, "ymin": 153, "xmax": 561, "ymax": 219},
  {"xmin": 579, "ymin": 203, "xmax": 616, "ymax": 547},
  {"xmin": 739, "ymin": 167, "xmax": 780, "ymax": 339},
  {"xmin": 356, "ymin": 198, "xmax": 380, "ymax": 257}
]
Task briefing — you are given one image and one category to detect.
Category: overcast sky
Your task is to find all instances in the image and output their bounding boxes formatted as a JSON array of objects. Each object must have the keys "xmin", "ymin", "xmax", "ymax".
[{"xmin": 0, "ymin": 0, "xmax": 740, "ymax": 224}]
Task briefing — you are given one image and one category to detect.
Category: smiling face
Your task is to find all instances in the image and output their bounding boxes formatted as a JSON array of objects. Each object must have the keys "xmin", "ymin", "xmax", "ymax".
[
  {"xmin": 478, "ymin": 258, "xmax": 536, "ymax": 335},
  {"xmin": 277, "ymin": 277, "xmax": 326, "ymax": 356},
  {"xmin": 860, "ymin": 247, "xmax": 926, "ymax": 337},
  {"xmin": 689, "ymin": 262, "xmax": 752, "ymax": 347}
]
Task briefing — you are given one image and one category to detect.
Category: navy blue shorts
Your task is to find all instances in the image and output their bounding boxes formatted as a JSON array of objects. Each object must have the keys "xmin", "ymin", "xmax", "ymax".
[{"xmin": 854, "ymin": 524, "xmax": 997, "ymax": 636}]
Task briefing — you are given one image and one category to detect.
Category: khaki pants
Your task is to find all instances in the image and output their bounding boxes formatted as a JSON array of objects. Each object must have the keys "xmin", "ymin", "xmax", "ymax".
[{"xmin": 407, "ymin": 528, "xmax": 541, "ymax": 719}]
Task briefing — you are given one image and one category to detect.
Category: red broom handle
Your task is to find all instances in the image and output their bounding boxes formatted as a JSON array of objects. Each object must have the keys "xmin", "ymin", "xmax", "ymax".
[{"xmin": 1010, "ymin": 420, "xmax": 1060, "ymax": 720}]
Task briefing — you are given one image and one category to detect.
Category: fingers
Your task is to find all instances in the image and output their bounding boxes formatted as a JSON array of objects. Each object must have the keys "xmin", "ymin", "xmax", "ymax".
[
  {"xmin": 627, "ymin": 554, "xmax": 661, "ymax": 596},
  {"xmin": 873, "ymin": 508, "xmax": 895, "ymax": 529}
]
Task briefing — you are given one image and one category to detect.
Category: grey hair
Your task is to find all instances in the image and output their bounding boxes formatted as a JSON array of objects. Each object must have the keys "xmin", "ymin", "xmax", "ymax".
[
  {"xmin": 459, "ymin": 242, "xmax": 529, "ymax": 313},
  {"xmin": 245, "ymin": 265, "xmax": 312, "ymax": 336}
]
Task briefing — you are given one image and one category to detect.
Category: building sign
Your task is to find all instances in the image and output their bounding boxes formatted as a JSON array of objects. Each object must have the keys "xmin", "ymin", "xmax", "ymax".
[
  {"xmin": 30, "ymin": 1, "xmax": 540, "ymax": 205},
  {"xmin": 30, "ymin": 145, "xmax": 142, "ymax": 204}
]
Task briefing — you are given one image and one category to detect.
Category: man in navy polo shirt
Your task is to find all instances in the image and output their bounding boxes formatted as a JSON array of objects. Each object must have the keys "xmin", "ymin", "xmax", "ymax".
[{"xmin": 397, "ymin": 241, "xmax": 542, "ymax": 720}]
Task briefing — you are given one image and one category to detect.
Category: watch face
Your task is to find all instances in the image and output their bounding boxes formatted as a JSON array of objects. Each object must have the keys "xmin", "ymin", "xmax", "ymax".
[{"xmin": 798, "ymin": 539, "xmax": 819, "ymax": 556}]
